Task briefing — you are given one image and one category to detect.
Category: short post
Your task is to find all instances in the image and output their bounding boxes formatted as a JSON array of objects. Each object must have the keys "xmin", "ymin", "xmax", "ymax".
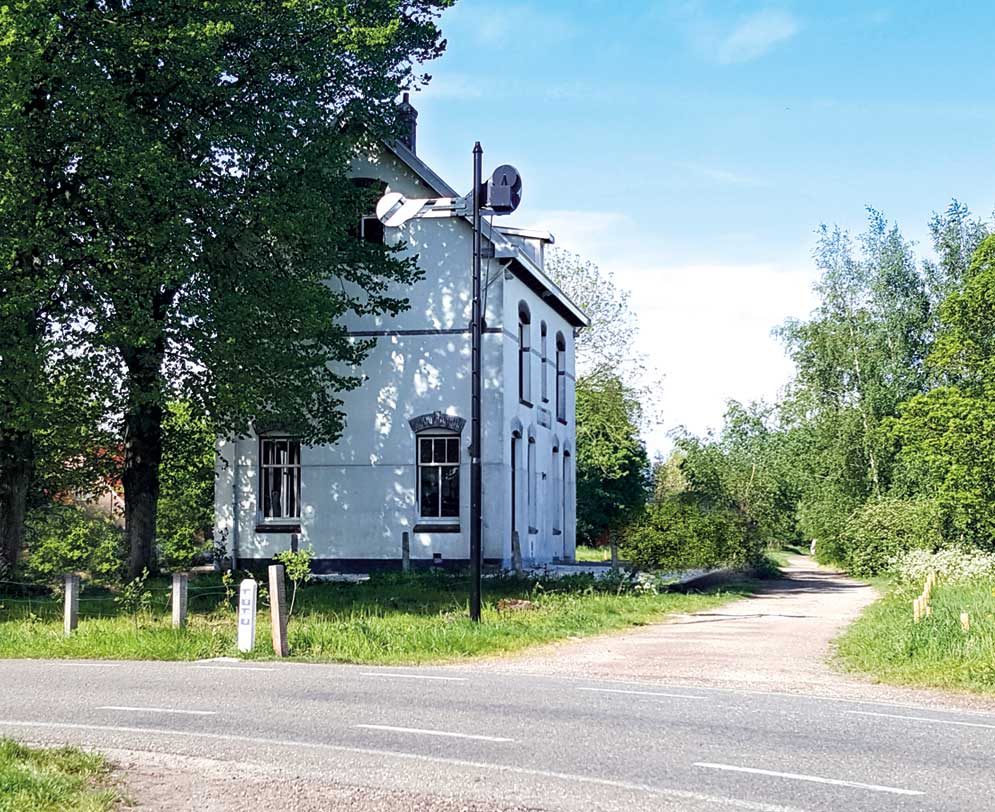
[
  {"xmin": 610, "ymin": 530, "xmax": 619, "ymax": 572},
  {"xmin": 961, "ymin": 612, "xmax": 970, "ymax": 632},
  {"xmin": 511, "ymin": 530, "xmax": 523, "ymax": 576},
  {"xmin": 237, "ymin": 578, "xmax": 258, "ymax": 653},
  {"xmin": 63, "ymin": 574, "xmax": 79, "ymax": 636},
  {"xmin": 268, "ymin": 564, "xmax": 289, "ymax": 657},
  {"xmin": 913, "ymin": 598, "xmax": 921, "ymax": 624},
  {"xmin": 401, "ymin": 531, "xmax": 411, "ymax": 573},
  {"xmin": 171, "ymin": 573, "xmax": 188, "ymax": 629}
]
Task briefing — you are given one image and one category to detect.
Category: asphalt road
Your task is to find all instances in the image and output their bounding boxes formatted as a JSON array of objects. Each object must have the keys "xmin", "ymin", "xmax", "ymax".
[{"xmin": 0, "ymin": 658, "xmax": 992, "ymax": 811}]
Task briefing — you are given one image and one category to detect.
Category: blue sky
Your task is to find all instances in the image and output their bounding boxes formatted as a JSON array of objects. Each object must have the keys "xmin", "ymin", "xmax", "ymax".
[{"xmin": 411, "ymin": 1, "xmax": 995, "ymax": 454}]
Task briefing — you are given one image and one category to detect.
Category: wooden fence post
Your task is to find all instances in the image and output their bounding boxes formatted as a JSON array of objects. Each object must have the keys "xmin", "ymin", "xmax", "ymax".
[
  {"xmin": 171, "ymin": 573, "xmax": 188, "ymax": 629},
  {"xmin": 913, "ymin": 598, "xmax": 921, "ymax": 624},
  {"xmin": 401, "ymin": 532, "xmax": 410, "ymax": 573},
  {"xmin": 63, "ymin": 574, "xmax": 79, "ymax": 636},
  {"xmin": 961, "ymin": 612, "xmax": 970, "ymax": 632},
  {"xmin": 268, "ymin": 564, "xmax": 289, "ymax": 657}
]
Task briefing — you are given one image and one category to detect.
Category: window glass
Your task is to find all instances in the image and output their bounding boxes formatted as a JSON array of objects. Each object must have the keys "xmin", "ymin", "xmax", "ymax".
[
  {"xmin": 260, "ymin": 438, "xmax": 301, "ymax": 520},
  {"xmin": 417, "ymin": 433, "xmax": 460, "ymax": 518}
]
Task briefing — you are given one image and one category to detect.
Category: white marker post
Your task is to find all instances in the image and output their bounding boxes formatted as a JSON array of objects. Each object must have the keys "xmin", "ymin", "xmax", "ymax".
[{"xmin": 237, "ymin": 579, "xmax": 257, "ymax": 653}]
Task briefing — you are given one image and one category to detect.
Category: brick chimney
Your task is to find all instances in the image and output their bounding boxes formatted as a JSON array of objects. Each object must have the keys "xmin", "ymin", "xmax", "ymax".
[{"xmin": 399, "ymin": 91, "xmax": 418, "ymax": 154}]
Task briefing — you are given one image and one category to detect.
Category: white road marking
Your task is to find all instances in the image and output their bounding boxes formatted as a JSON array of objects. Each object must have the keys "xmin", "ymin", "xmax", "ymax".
[
  {"xmin": 97, "ymin": 706, "xmax": 217, "ymax": 716},
  {"xmin": 578, "ymin": 687, "xmax": 704, "ymax": 700},
  {"xmin": 191, "ymin": 665, "xmax": 276, "ymax": 673},
  {"xmin": 355, "ymin": 724, "xmax": 514, "ymax": 742},
  {"xmin": 694, "ymin": 762, "xmax": 923, "ymax": 796},
  {"xmin": 846, "ymin": 709, "xmax": 995, "ymax": 730},
  {"xmin": 0, "ymin": 719, "xmax": 808, "ymax": 812},
  {"xmin": 360, "ymin": 672, "xmax": 467, "ymax": 682}
]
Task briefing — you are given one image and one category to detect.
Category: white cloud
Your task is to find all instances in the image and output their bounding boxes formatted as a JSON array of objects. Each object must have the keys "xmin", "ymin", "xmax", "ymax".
[
  {"xmin": 676, "ymin": 6, "xmax": 801, "ymax": 66},
  {"xmin": 716, "ymin": 9, "xmax": 800, "ymax": 64},
  {"xmin": 606, "ymin": 261, "xmax": 818, "ymax": 455}
]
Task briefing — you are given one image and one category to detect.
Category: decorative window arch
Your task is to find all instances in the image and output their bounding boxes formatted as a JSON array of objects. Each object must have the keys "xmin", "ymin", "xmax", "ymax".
[
  {"xmin": 555, "ymin": 331, "xmax": 567, "ymax": 423},
  {"xmin": 518, "ymin": 302, "xmax": 532, "ymax": 405}
]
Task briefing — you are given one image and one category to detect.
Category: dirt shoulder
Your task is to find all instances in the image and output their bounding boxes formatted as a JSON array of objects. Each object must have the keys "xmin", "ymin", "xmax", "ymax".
[{"xmin": 463, "ymin": 555, "xmax": 995, "ymax": 711}]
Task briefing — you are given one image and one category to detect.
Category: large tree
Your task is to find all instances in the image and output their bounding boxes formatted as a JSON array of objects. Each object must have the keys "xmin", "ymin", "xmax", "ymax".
[{"xmin": 0, "ymin": 1, "xmax": 452, "ymax": 577}]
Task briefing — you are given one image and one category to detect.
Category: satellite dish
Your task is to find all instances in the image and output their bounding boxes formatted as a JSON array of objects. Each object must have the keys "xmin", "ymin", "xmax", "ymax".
[
  {"xmin": 376, "ymin": 191, "xmax": 407, "ymax": 225},
  {"xmin": 484, "ymin": 165, "xmax": 522, "ymax": 214}
]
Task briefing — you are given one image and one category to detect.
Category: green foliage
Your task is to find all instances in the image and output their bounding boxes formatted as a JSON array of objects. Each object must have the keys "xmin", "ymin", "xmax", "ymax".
[
  {"xmin": 575, "ymin": 372, "xmax": 650, "ymax": 544},
  {"xmin": 839, "ymin": 498, "xmax": 944, "ymax": 577},
  {"xmin": 156, "ymin": 401, "xmax": 215, "ymax": 571},
  {"xmin": 274, "ymin": 546, "xmax": 314, "ymax": 618},
  {"xmin": 0, "ymin": 739, "xmax": 120, "ymax": 812},
  {"xmin": 113, "ymin": 568, "xmax": 153, "ymax": 624},
  {"xmin": 623, "ymin": 498, "xmax": 753, "ymax": 572},
  {"xmin": 0, "ymin": 0, "xmax": 453, "ymax": 577},
  {"xmin": 21, "ymin": 505, "xmax": 124, "ymax": 585}
]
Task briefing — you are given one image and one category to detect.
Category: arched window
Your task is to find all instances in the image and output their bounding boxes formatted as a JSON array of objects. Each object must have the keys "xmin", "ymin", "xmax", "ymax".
[
  {"xmin": 350, "ymin": 178, "xmax": 386, "ymax": 244},
  {"xmin": 555, "ymin": 332, "xmax": 567, "ymax": 423},
  {"xmin": 540, "ymin": 321, "xmax": 549, "ymax": 403},
  {"xmin": 562, "ymin": 447, "xmax": 572, "ymax": 547},
  {"xmin": 518, "ymin": 302, "xmax": 532, "ymax": 405}
]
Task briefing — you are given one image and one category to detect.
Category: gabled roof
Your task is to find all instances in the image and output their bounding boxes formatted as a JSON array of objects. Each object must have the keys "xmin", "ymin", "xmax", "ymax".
[{"xmin": 386, "ymin": 139, "xmax": 589, "ymax": 329}]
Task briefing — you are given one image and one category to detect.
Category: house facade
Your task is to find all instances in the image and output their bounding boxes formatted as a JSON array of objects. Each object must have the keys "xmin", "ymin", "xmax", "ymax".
[{"xmin": 214, "ymin": 106, "xmax": 588, "ymax": 572}]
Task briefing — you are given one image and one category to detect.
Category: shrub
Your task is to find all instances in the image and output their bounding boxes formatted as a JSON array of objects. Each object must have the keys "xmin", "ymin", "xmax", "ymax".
[
  {"xmin": 890, "ymin": 548, "xmax": 995, "ymax": 585},
  {"xmin": 622, "ymin": 498, "xmax": 756, "ymax": 573},
  {"xmin": 21, "ymin": 504, "xmax": 124, "ymax": 585},
  {"xmin": 839, "ymin": 498, "xmax": 943, "ymax": 577}
]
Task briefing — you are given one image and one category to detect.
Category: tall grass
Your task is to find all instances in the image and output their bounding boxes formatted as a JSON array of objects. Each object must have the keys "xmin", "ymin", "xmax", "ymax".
[
  {"xmin": 0, "ymin": 739, "xmax": 121, "ymax": 812},
  {"xmin": 0, "ymin": 571, "xmax": 750, "ymax": 664},
  {"xmin": 836, "ymin": 578, "xmax": 995, "ymax": 693}
]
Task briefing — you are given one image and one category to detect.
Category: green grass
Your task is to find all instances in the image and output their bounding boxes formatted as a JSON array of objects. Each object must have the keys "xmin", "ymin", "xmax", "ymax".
[
  {"xmin": 0, "ymin": 571, "xmax": 752, "ymax": 664},
  {"xmin": 0, "ymin": 739, "xmax": 121, "ymax": 812},
  {"xmin": 574, "ymin": 545, "xmax": 611, "ymax": 562},
  {"xmin": 836, "ymin": 577, "xmax": 995, "ymax": 694}
]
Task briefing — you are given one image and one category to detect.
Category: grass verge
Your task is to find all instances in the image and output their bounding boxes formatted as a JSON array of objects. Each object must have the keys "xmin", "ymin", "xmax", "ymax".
[
  {"xmin": 574, "ymin": 545, "xmax": 611, "ymax": 562},
  {"xmin": 0, "ymin": 571, "xmax": 752, "ymax": 664},
  {"xmin": 836, "ymin": 577, "xmax": 995, "ymax": 694},
  {"xmin": 0, "ymin": 738, "xmax": 120, "ymax": 812}
]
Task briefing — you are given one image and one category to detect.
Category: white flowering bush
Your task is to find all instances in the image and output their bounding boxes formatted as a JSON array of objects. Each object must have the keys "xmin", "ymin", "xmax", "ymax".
[{"xmin": 889, "ymin": 548, "xmax": 995, "ymax": 585}]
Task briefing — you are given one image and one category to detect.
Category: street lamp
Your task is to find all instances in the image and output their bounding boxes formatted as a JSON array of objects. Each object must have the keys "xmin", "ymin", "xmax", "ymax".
[{"xmin": 377, "ymin": 143, "xmax": 522, "ymax": 622}]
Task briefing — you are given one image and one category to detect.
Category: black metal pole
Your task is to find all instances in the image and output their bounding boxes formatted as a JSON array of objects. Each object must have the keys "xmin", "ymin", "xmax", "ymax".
[{"xmin": 469, "ymin": 142, "xmax": 483, "ymax": 622}]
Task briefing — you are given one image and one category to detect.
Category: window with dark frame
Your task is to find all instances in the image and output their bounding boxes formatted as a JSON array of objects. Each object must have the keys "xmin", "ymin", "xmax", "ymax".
[
  {"xmin": 260, "ymin": 438, "xmax": 302, "ymax": 520},
  {"xmin": 518, "ymin": 302, "xmax": 532, "ymax": 404},
  {"xmin": 417, "ymin": 433, "xmax": 460, "ymax": 519},
  {"xmin": 540, "ymin": 321, "xmax": 548, "ymax": 402},
  {"xmin": 556, "ymin": 332, "xmax": 567, "ymax": 423}
]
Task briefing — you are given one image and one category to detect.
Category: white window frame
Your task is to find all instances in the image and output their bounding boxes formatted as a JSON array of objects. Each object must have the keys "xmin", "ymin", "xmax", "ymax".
[
  {"xmin": 416, "ymin": 431, "xmax": 461, "ymax": 521},
  {"xmin": 258, "ymin": 437, "xmax": 302, "ymax": 522}
]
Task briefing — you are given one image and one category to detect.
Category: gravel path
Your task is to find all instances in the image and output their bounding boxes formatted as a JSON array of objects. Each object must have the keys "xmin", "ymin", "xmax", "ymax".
[{"xmin": 462, "ymin": 555, "xmax": 995, "ymax": 711}]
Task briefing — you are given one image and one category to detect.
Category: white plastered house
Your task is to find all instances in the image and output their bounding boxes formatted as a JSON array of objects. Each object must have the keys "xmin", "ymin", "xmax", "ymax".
[{"xmin": 214, "ymin": 101, "xmax": 588, "ymax": 572}]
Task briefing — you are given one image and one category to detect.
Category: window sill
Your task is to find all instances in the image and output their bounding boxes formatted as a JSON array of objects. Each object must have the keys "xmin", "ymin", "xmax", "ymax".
[
  {"xmin": 557, "ymin": 418, "xmax": 568, "ymax": 426},
  {"xmin": 552, "ymin": 529, "xmax": 562, "ymax": 536},
  {"xmin": 413, "ymin": 523, "xmax": 462, "ymax": 534},
  {"xmin": 520, "ymin": 399, "xmax": 534, "ymax": 408},
  {"xmin": 255, "ymin": 523, "xmax": 301, "ymax": 534}
]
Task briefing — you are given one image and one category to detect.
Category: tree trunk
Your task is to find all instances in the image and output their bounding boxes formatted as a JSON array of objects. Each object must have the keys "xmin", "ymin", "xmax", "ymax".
[
  {"xmin": 0, "ymin": 430, "xmax": 33, "ymax": 571},
  {"xmin": 122, "ymin": 344, "xmax": 165, "ymax": 580}
]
